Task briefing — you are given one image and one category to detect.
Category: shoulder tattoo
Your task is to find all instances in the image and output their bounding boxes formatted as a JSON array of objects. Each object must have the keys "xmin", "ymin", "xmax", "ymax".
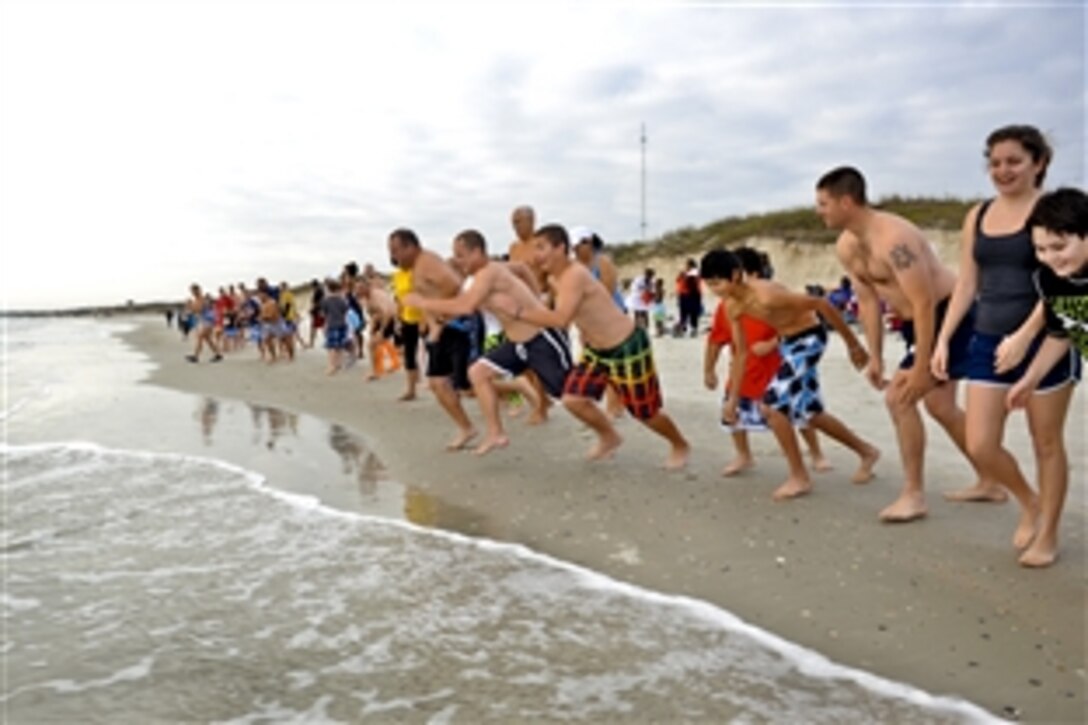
[{"xmin": 889, "ymin": 243, "xmax": 917, "ymax": 270}]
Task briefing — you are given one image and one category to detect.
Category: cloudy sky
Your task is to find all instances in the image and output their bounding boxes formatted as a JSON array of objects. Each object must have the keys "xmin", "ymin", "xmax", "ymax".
[{"xmin": 1, "ymin": 0, "xmax": 1083, "ymax": 310}]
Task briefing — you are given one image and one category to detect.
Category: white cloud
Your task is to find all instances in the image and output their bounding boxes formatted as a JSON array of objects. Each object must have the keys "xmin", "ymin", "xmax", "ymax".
[{"xmin": 1, "ymin": 0, "xmax": 1083, "ymax": 309}]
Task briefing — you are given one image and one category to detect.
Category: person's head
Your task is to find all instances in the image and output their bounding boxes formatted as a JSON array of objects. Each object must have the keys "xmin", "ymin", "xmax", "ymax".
[
  {"xmin": 699, "ymin": 249, "xmax": 744, "ymax": 298},
  {"xmin": 531, "ymin": 224, "xmax": 570, "ymax": 275},
  {"xmin": 643, "ymin": 267, "xmax": 655, "ymax": 280},
  {"xmin": 985, "ymin": 125, "xmax": 1052, "ymax": 193},
  {"xmin": 511, "ymin": 205, "xmax": 536, "ymax": 242},
  {"xmin": 190, "ymin": 283, "xmax": 201, "ymax": 297},
  {"xmin": 388, "ymin": 228, "xmax": 421, "ymax": 270},
  {"xmin": 733, "ymin": 246, "xmax": 765, "ymax": 279},
  {"xmin": 326, "ymin": 277, "xmax": 342, "ymax": 294},
  {"xmin": 344, "ymin": 261, "xmax": 359, "ymax": 279},
  {"xmin": 452, "ymin": 229, "xmax": 489, "ymax": 275},
  {"xmin": 686, "ymin": 258, "xmax": 697, "ymax": 270},
  {"xmin": 1028, "ymin": 187, "xmax": 1088, "ymax": 278},
  {"xmin": 816, "ymin": 166, "xmax": 868, "ymax": 229},
  {"xmin": 353, "ymin": 278, "xmax": 370, "ymax": 299},
  {"xmin": 840, "ymin": 275, "xmax": 852, "ymax": 290},
  {"xmin": 570, "ymin": 226, "xmax": 602, "ymax": 265}
]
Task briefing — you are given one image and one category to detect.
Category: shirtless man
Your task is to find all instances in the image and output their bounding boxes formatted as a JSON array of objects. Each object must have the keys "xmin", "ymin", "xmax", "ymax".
[
  {"xmin": 817, "ymin": 166, "xmax": 1003, "ymax": 521},
  {"xmin": 388, "ymin": 228, "xmax": 478, "ymax": 450},
  {"xmin": 700, "ymin": 249, "xmax": 880, "ymax": 501},
  {"xmin": 354, "ymin": 278, "xmax": 400, "ymax": 381},
  {"xmin": 405, "ymin": 230, "xmax": 571, "ymax": 455},
  {"xmin": 508, "ymin": 204, "xmax": 551, "ymax": 422},
  {"xmin": 497, "ymin": 224, "xmax": 690, "ymax": 469}
]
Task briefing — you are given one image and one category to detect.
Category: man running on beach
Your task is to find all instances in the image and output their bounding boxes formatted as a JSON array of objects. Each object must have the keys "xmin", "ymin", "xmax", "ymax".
[
  {"xmin": 388, "ymin": 228, "xmax": 480, "ymax": 450},
  {"xmin": 700, "ymin": 249, "xmax": 880, "ymax": 500},
  {"xmin": 405, "ymin": 229, "xmax": 571, "ymax": 455},
  {"xmin": 497, "ymin": 224, "xmax": 690, "ymax": 469},
  {"xmin": 354, "ymin": 277, "xmax": 400, "ymax": 381},
  {"xmin": 817, "ymin": 166, "xmax": 1003, "ymax": 522}
]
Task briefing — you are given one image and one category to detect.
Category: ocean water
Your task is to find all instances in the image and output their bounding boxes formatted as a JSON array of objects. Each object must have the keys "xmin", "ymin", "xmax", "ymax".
[{"xmin": 1, "ymin": 317, "xmax": 1001, "ymax": 723}]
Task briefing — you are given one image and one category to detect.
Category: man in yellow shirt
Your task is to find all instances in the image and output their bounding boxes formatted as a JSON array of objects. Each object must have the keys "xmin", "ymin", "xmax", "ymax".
[{"xmin": 391, "ymin": 266, "xmax": 422, "ymax": 401}]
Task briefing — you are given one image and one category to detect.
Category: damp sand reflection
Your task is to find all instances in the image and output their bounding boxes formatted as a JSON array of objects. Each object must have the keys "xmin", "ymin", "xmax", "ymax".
[{"xmin": 191, "ymin": 397, "xmax": 495, "ymax": 540}]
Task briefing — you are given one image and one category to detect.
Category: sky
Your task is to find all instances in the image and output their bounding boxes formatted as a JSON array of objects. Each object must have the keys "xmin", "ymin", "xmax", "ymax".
[{"xmin": 0, "ymin": 0, "xmax": 1084, "ymax": 310}]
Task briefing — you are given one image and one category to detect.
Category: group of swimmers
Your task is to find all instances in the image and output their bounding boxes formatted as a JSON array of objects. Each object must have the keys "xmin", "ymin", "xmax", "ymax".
[{"xmin": 186, "ymin": 124, "xmax": 1086, "ymax": 569}]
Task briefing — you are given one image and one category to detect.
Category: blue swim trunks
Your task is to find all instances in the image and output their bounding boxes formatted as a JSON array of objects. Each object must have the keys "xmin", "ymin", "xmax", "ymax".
[
  {"xmin": 762, "ymin": 324, "xmax": 826, "ymax": 427},
  {"xmin": 325, "ymin": 325, "xmax": 349, "ymax": 350}
]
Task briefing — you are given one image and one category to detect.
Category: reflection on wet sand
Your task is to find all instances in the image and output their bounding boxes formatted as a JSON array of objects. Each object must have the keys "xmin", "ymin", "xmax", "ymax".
[{"xmin": 193, "ymin": 397, "xmax": 497, "ymax": 541}]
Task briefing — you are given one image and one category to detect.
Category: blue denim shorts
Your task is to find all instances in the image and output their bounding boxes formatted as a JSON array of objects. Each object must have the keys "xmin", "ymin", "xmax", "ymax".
[{"xmin": 965, "ymin": 332, "xmax": 1081, "ymax": 392}]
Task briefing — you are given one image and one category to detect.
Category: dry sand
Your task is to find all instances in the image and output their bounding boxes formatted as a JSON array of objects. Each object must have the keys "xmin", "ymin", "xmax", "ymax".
[{"xmin": 123, "ymin": 319, "xmax": 1086, "ymax": 723}]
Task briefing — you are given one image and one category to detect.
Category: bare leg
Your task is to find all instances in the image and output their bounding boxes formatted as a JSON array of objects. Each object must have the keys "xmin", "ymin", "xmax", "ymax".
[
  {"xmin": 1020, "ymin": 384, "xmax": 1074, "ymax": 567},
  {"xmin": 639, "ymin": 411, "xmax": 690, "ymax": 469},
  {"xmin": 367, "ymin": 335, "xmax": 382, "ymax": 380},
  {"xmin": 807, "ymin": 411, "xmax": 881, "ymax": 484},
  {"xmin": 562, "ymin": 395, "xmax": 623, "ymax": 461},
  {"xmin": 928, "ymin": 382, "xmax": 1008, "ymax": 503},
  {"xmin": 880, "ymin": 373, "xmax": 929, "ymax": 522},
  {"xmin": 800, "ymin": 427, "xmax": 832, "ymax": 471},
  {"xmin": 764, "ymin": 407, "xmax": 812, "ymax": 500},
  {"xmin": 525, "ymin": 371, "xmax": 550, "ymax": 425},
  {"xmin": 605, "ymin": 386, "xmax": 625, "ymax": 419},
  {"xmin": 722, "ymin": 430, "xmax": 755, "ymax": 476},
  {"xmin": 964, "ymin": 385, "xmax": 1039, "ymax": 550},
  {"xmin": 399, "ymin": 369, "xmax": 419, "ymax": 401},
  {"xmin": 468, "ymin": 362, "xmax": 509, "ymax": 456},
  {"xmin": 429, "ymin": 377, "xmax": 477, "ymax": 450}
]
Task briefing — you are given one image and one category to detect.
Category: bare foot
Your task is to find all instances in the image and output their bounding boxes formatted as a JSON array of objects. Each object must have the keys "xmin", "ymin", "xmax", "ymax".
[
  {"xmin": 851, "ymin": 445, "xmax": 880, "ymax": 484},
  {"xmin": 879, "ymin": 491, "xmax": 928, "ymax": 523},
  {"xmin": 1018, "ymin": 538, "xmax": 1058, "ymax": 568},
  {"xmin": 810, "ymin": 455, "xmax": 834, "ymax": 473},
  {"xmin": 586, "ymin": 432, "xmax": 623, "ymax": 461},
  {"xmin": 721, "ymin": 456, "xmax": 755, "ymax": 477},
  {"xmin": 773, "ymin": 477, "xmax": 813, "ymax": 501},
  {"xmin": 664, "ymin": 443, "xmax": 690, "ymax": 471},
  {"xmin": 525, "ymin": 410, "xmax": 548, "ymax": 426},
  {"xmin": 1012, "ymin": 506, "xmax": 1039, "ymax": 550},
  {"xmin": 474, "ymin": 434, "xmax": 510, "ymax": 456},
  {"xmin": 942, "ymin": 483, "xmax": 1009, "ymax": 503},
  {"xmin": 398, "ymin": 392, "xmax": 417, "ymax": 402},
  {"xmin": 325, "ymin": 367, "xmax": 338, "ymax": 376},
  {"xmin": 445, "ymin": 428, "xmax": 478, "ymax": 452},
  {"xmin": 507, "ymin": 403, "xmax": 525, "ymax": 418},
  {"xmin": 366, "ymin": 373, "xmax": 380, "ymax": 382}
]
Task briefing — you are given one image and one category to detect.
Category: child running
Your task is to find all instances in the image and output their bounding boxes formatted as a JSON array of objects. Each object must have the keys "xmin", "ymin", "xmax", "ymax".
[
  {"xmin": 700, "ymin": 249, "xmax": 880, "ymax": 500},
  {"xmin": 704, "ymin": 247, "xmax": 829, "ymax": 477}
]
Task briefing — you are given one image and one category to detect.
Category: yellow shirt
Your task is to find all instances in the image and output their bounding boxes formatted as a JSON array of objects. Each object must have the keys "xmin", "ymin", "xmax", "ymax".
[
  {"xmin": 391, "ymin": 268, "xmax": 422, "ymax": 324},
  {"xmin": 279, "ymin": 289, "xmax": 299, "ymax": 322}
]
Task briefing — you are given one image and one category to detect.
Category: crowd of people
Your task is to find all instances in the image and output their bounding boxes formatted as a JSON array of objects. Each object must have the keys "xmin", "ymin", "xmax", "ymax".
[{"xmin": 180, "ymin": 124, "xmax": 1086, "ymax": 568}]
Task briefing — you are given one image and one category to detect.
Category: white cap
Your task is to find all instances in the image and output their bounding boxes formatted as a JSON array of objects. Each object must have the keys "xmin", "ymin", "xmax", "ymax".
[{"xmin": 569, "ymin": 226, "xmax": 594, "ymax": 244}]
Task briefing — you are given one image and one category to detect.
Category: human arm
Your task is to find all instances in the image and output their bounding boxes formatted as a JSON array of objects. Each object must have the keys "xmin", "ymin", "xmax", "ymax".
[
  {"xmin": 599, "ymin": 255, "xmax": 619, "ymax": 300},
  {"xmin": 721, "ymin": 310, "xmax": 748, "ymax": 423},
  {"xmin": 995, "ymin": 302, "xmax": 1045, "ymax": 374},
  {"xmin": 750, "ymin": 335, "xmax": 780, "ymax": 357},
  {"xmin": 887, "ymin": 238, "xmax": 939, "ymax": 404},
  {"xmin": 403, "ymin": 271, "xmax": 489, "ymax": 319},
  {"xmin": 1006, "ymin": 336, "xmax": 1072, "ymax": 409},
  {"xmin": 933, "ymin": 207, "xmax": 981, "ymax": 379},
  {"xmin": 704, "ymin": 339, "xmax": 723, "ymax": 390},
  {"xmin": 837, "ymin": 241, "xmax": 886, "ymax": 389}
]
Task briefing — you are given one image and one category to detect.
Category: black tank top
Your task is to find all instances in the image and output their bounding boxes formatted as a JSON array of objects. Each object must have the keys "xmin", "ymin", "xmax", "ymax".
[{"xmin": 972, "ymin": 200, "xmax": 1039, "ymax": 336}]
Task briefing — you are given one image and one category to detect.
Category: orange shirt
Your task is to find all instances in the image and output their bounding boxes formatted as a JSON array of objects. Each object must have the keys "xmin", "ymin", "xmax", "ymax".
[{"xmin": 709, "ymin": 301, "xmax": 780, "ymax": 399}]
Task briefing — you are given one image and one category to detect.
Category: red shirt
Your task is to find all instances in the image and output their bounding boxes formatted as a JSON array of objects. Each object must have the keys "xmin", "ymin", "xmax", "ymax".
[{"xmin": 709, "ymin": 301, "xmax": 781, "ymax": 399}]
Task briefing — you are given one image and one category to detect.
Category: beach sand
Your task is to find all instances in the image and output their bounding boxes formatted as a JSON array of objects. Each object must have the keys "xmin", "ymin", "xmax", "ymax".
[{"xmin": 123, "ymin": 318, "xmax": 1085, "ymax": 722}]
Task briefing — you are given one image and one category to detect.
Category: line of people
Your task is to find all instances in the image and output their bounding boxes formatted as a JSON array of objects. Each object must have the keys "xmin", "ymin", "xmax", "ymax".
[{"xmin": 182, "ymin": 124, "xmax": 1085, "ymax": 569}]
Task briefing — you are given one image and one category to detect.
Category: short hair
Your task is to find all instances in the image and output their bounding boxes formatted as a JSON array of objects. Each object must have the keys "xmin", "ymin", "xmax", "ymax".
[
  {"xmin": 389, "ymin": 228, "xmax": 420, "ymax": 248},
  {"xmin": 1029, "ymin": 188, "xmax": 1088, "ymax": 237},
  {"xmin": 816, "ymin": 166, "xmax": 868, "ymax": 205},
  {"xmin": 512, "ymin": 205, "xmax": 535, "ymax": 220},
  {"xmin": 733, "ymin": 247, "xmax": 765, "ymax": 276},
  {"xmin": 326, "ymin": 278, "xmax": 342, "ymax": 293},
  {"xmin": 455, "ymin": 229, "xmax": 488, "ymax": 255},
  {"xmin": 534, "ymin": 224, "xmax": 569, "ymax": 252},
  {"xmin": 344, "ymin": 261, "xmax": 359, "ymax": 278},
  {"xmin": 699, "ymin": 249, "xmax": 743, "ymax": 281},
  {"xmin": 986, "ymin": 125, "xmax": 1052, "ymax": 187}
]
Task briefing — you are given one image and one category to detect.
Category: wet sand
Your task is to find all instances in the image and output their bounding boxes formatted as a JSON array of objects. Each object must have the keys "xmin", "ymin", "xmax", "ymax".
[{"xmin": 123, "ymin": 318, "xmax": 1086, "ymax": 723}]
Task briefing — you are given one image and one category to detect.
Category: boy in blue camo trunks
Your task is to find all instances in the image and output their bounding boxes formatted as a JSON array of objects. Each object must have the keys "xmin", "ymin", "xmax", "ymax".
[{"xmin": 700, "ymin": 249, "xmax": 880, "ymax": 500}]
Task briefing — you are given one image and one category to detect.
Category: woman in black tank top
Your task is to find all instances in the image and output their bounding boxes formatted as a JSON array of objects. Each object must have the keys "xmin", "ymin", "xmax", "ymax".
[{"xmin": 932, "ymin": 125, "xmax": 1079, "ymax": 568}]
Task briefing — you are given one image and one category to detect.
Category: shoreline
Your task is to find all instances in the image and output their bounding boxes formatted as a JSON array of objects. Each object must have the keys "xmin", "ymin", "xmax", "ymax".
[{"xmin": 121, "ymin": 317, "xmax": 1086, "ymax": 723}]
